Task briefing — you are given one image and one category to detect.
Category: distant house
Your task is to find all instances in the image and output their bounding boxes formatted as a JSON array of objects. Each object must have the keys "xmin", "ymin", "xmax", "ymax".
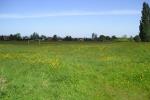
[
  {"xmin": 3, "ymin": 36, "xmax": 9, "ymax": 40},
  {"xmin": 47, "ymin": 37, "xmax": 53, "ymax": 41},
  {"xmin": 23, "ymin": 36, "xmax": 29, "ymax": 40},
  {"xmin": 79, "ymin": 38, "xmax": 84, "ymax": 41},
  {"xmin": 58, "ymin": 39, "xmax": 63, "ymax": 41},
  {"xmin": 57, "ymin": 37, "xmax": 63, "ymax": 41},
  {"xmin": 41, "ymin": 38, "xmax": 45, "ymax": 41}
]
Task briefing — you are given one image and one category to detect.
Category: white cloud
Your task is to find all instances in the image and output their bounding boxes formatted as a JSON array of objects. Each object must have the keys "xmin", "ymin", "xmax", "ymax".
[{"xmin": 0, "ymin": 10, "xmax": 140, "ymax": 19}]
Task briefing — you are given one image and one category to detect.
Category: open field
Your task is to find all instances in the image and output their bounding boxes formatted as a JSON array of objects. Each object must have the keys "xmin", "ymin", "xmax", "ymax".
[{"xmin": 0, "ymin": 41, "xmax": 150, "ymax": 100}]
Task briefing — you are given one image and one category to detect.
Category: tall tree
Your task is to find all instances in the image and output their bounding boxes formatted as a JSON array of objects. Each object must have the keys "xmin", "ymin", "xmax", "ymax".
[
  {"xmin": 139, "ymin": 2, "xmax": 150, "ymax": 42},
  {"xmin": 14, "ymin": 33, "xmax": 21, "ymax": 40},
  {"xmin": 92, "ymin": 33, "xmax": 97, "ymax": 41},
  {"xmin": 52, "ymin": 35, "xmax": 58, "ymax": 41},
  {"xmin": 30, "ymin": 32, "xmax": 39, "ymax": 40}
]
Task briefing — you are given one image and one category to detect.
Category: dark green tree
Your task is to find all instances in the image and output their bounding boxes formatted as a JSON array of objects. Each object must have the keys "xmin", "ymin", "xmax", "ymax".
[
  {"xmin": 40, "ymin": 35, "xmax": 47, "ymax": 40},
  {"xmin": 30, "ymin": 32, "xmax": 39, "ymax": 40},
  {"xmin": 92, "ymin": 33, "xmax": 97, "ymax": 41},
  {"xmin": 52, "ymin": 35, "xmax": 58, "ymax": 41},
  {"xmin": 9, "ymin": 34, "xmax": 15, "ymax": 40},
  {"xmin": 105, "ymin": 36, "xmax": 111, "ymax": 41},
  {"xmin": 64, "ymin": 36, "xmax": 72, "ymax": 41},
  {"xmin": 111, "ymin": 35, "xmax": 117, "ymax": 41},
  {"xmin": 134, "ymin": 35, "xmax": 141, "ymax": 42},
  {"xmin": 9, "ymin": 33, "xmax": 21, "ymax": 40},
  {"xmin": 99, "ymin": 35, "xmax": 106, "ymax": 42},
  {"xmin": 14, "ymin": 33, "xmax": 21, "ymax": 40},
  {"xmin": 139, "ymin": 2, "xmax": 150, "ymax": 42}
]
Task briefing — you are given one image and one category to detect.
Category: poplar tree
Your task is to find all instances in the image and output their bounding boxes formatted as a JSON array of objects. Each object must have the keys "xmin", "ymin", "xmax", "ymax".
[{"xmin": 139, "ymin": 2, "xmax": 150, "ymax": 42}]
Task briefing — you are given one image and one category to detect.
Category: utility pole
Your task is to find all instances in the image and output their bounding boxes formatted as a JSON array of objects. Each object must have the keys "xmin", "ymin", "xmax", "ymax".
[{"xmin": 39, "ymin": 39, "xmax": 40, "ymax": 45}]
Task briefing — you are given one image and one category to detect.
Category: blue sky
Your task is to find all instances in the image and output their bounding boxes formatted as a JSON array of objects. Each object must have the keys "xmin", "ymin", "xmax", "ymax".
[{"xmin": 0, "ymin": 0, "xmax": 150, "ymax": 37}]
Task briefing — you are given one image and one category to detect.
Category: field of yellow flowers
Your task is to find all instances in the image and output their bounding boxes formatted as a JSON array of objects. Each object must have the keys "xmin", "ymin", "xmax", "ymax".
[{"xmin": 0, "ymin": 41, "xmax": 150, "ymax": 100}]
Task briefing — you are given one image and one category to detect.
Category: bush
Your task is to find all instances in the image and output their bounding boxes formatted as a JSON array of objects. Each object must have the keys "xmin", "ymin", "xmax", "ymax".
[{"xmin": 134, "ymin": 35, "xmax": 141, "ymax": 42}]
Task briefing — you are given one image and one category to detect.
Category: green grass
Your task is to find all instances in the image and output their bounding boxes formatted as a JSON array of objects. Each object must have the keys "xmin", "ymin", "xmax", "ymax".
[{"xmin": 0, "ymin": 41, "xmax": 150, "ymax": 100}]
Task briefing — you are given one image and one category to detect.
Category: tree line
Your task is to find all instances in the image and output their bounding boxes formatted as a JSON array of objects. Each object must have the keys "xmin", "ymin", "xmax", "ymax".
[{"xmin": 0, "ymin": 32, "xmax": 140, "ymax": 42}]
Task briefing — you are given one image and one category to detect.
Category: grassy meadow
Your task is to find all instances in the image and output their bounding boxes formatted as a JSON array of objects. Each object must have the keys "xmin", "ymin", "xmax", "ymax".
[{"xmin": 0, "ymin": 41, "xmax": 150, "ymax": 100}]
